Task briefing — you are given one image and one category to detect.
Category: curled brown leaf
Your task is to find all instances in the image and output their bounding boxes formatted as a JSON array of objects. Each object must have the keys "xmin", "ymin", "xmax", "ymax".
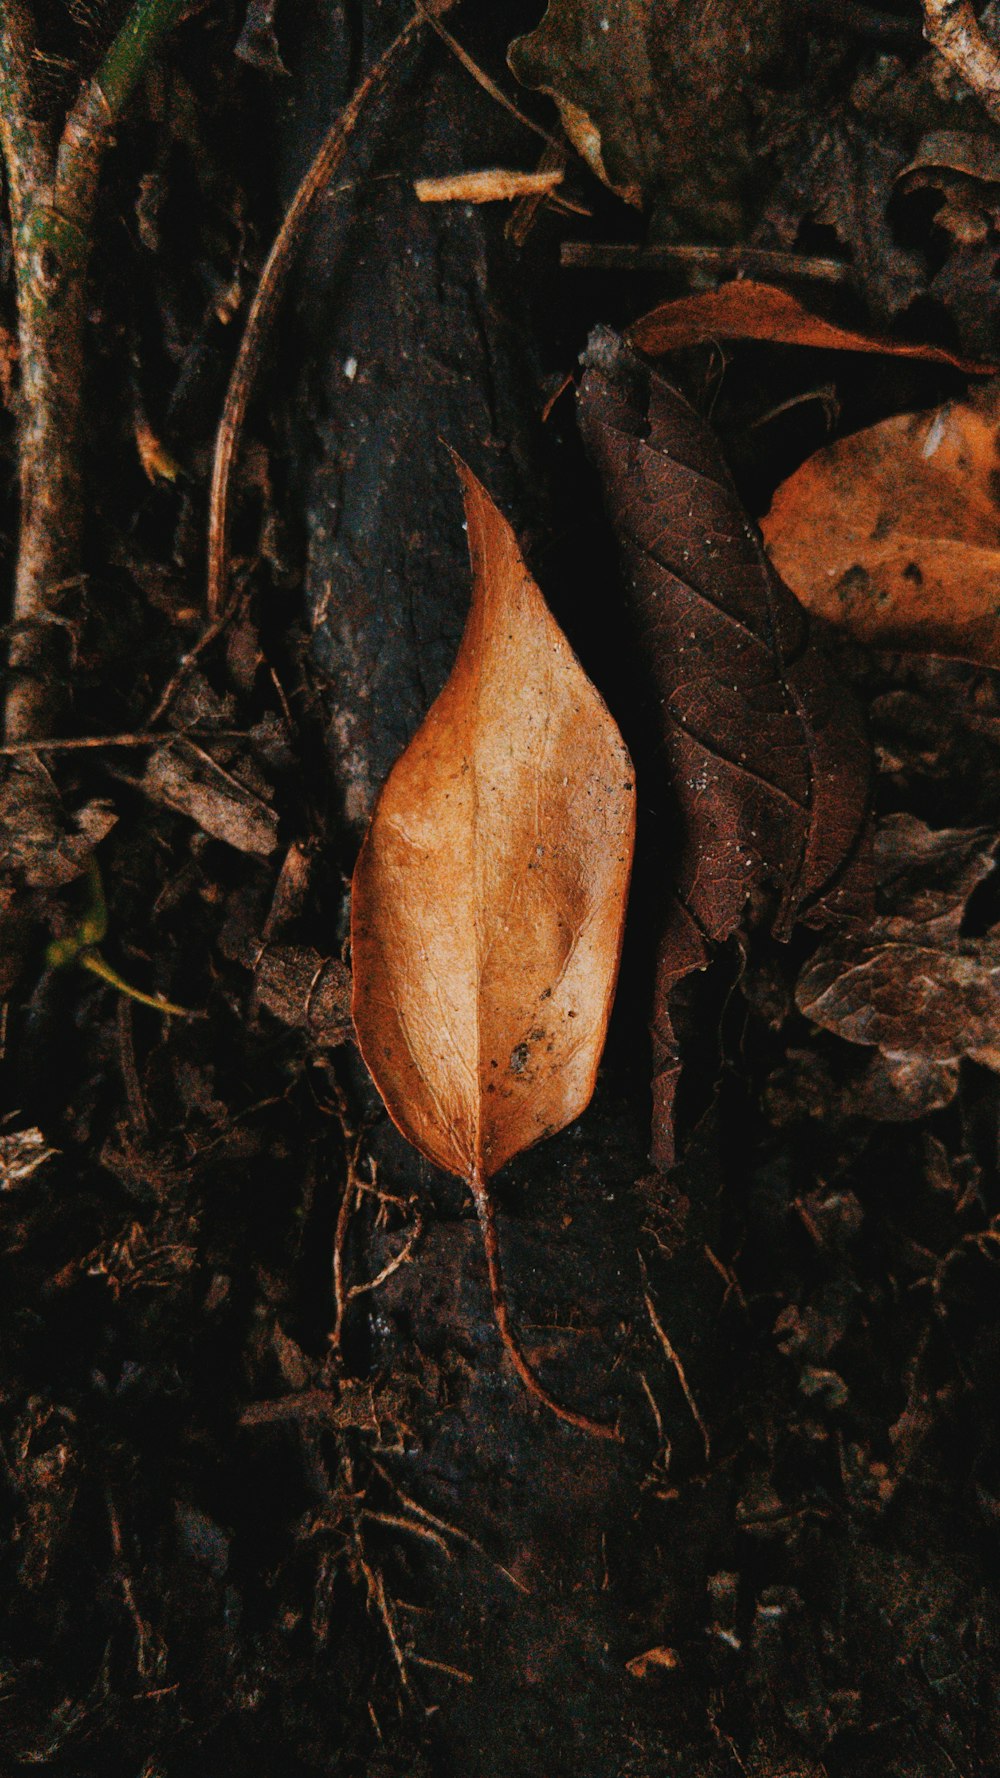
[{"xmin": 626, "ymin": 279, "xmax": 992, "ymax": 373}]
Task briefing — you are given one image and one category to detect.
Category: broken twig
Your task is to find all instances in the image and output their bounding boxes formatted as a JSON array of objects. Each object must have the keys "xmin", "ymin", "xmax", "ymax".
[{"xmin": 921, "ymin": 0, "xmax": 1000, "ymax": 127}]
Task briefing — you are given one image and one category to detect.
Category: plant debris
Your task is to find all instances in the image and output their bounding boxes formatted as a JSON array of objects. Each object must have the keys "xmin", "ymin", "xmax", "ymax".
[{"xmin": 2, "ymin": 3, "xmax": 1000, "ymax": 1774}]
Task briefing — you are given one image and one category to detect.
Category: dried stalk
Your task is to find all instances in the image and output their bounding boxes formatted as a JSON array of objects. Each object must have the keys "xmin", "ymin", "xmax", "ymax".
[
  {"xmin": 206, "ymin": 9, "xmax": 434, "ymax": 620},
  {"xmin": 0, "ymin": 0, "xmax": 189, "ymax": 742},
  {"xmin": 921, "ymin": 0, "xmax": 1000, "ymax": 127}
]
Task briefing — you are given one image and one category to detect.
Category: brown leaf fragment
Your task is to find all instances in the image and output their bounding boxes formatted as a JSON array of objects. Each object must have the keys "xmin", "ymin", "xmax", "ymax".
[
  {"xmin": 351, "ymin": 458, "xmax": 635, "ymax": 1434},
  {"xmin": 626, "ymin": 1645, "xmax": 680, "ymax": 1678},
  {"xmin": 798, "ymin": 940, "xmax": 1000, "ymax": 1063},
  {"xmin": 626, "ymin": 279, "xmax": 992, "ymax": 373},
  {"xmin": 253, "ymin": 946, "xmax": 352, "ymax": 1047},
  {"xmin": 414, "ymin": 168, "xmax": 564, "ymax": 203},
  {"xmin": 873, "ymin": 812, "xmax": 997, "ymax": 941},
  {"xmin": 796, "ymin": 814, "xmax": 1000, "ymax": 1074},
  {"xmin": 0, "ymin": 761, "xmax": 117, "ymax": 889},
  {"xmin": 577, "ymin": 329, "xmax": 872, "ymax": 1164},
  {"xmin": 0, "ymin": 1127, "xmax": 58, "ymax": 1190},
  {"xmin": 762, "ymin": 381, "xmax": 1000, "ymax": 667},
  {"xmin": 138, "ymin": 743, "xmax": 279, "ymax": 856},
  {"xmin": 508, "ymin": 0, "xmax": 790, "ymax": 232}
]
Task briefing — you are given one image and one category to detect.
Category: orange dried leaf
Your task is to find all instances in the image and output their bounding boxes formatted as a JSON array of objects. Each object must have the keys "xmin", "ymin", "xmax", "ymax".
[
  {"xmin": 626, "ymin": 278, "xmax": 992, "ymax": 373},
  {"xmin": 351, "ymin": 458, "xmax": 635, "ymax": 1434},
  {"xmin": 761, "ymin": 381, "xmax": 1000, "ymax": 666},
  {"xmin": 352, "ymin": 461, "xmax": 635, "ymax": 1180}
]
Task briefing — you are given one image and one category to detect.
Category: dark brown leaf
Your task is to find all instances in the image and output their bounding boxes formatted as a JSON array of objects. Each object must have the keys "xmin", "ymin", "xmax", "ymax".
[
  {"xmin": 798, "ymin": 939, "xmax": 1000, "ymax": 1063},
  {"xmin": 760, "ymin": 111, "xmax": 926, "ymax": 318},
  {"xmin": 138, "ymin": 742, "xmax": 279, "ymax": 856},
  {"xmin": 253, "ymin": 946, "xmax": 352, "ymax": 1047},
  {"xmin": 577, "ymin": 328, "xmax": 872, "ymax": 1164}
]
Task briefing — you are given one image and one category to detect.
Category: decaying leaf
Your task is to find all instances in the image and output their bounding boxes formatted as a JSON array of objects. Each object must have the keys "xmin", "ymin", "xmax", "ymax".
[
  {"xmin": 0, "ymin": 763, "xmax": 117, "ymax": 891},
  {"xmin": 508, "ymin": 0, "xmax": 789, "ymax": 232},
  {"xmin": 626, "ymin": 279, "xmax": 990, "ymax": 373},
  {"xmin": 577, "ymin": 329, "xmax": 871, "ymax": 1166},
  {"xmin": 253, "ymin": 945, "xmax": 352, "ymax": 1047},
  {"xmin": 797, "ymin": 814, "xmax": 1000, "ymax": 1091},
  {"xmin": 0, "ymin": 1127, "xmax": 58, "ymax": 1190},
  {"xmin": 762, "ymin": 381, "xmax": 1000, "ymax": 666},
  {"xmin": 894, "ymin": 130, "xmax": 1000, "ymax": 355},
  {"xmin": 351, "ymin": 458, "xmax": 635, "ymax": 1434},
  {"xmin": 138, "ymin": 740, "xmax": 279, "ymax": 856},
  {"xmin": 760, "ymin": 110, "xmax": 927, "ymax": 320}
]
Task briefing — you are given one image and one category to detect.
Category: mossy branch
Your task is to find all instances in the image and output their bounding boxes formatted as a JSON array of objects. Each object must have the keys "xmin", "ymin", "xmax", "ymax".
[{"xmin": 0, "ymin": 0, "xmax": 190, "ymax": 743}]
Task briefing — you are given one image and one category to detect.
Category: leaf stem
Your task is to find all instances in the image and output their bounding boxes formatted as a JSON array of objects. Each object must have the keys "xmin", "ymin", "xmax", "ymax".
[
  {"xmin": 468, "ymin": 1168, "xmax": 621, "ymax": 1441},
  {"xmin": 78, "ymin": 949, "xmax": 194, "ymax": 1017}
]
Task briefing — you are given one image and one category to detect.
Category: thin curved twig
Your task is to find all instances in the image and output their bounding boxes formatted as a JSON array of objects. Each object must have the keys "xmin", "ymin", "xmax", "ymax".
[{"xmin": 206, "ymin": 11, "xmax": 430, "ymax": 620}]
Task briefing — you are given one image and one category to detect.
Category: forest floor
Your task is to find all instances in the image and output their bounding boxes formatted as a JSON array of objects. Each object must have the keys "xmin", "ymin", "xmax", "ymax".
[{"xmin": 3, "ymin": 3, "xmax": 1000, "ymax": 1776}]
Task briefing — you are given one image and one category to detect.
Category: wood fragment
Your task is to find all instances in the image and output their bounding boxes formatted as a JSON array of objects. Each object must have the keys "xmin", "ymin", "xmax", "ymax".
[
  {"xmin": 415, "ymin": 167, "xmax": 563, "ymax": 203},
  {"xmin": 921, "ymin": 0, "xmax": 1000, "ymax": 129},
  {"xmin": 560, "ymin": 242, "xmax": 853, "ymax": 282},
  {"xmin": 409, "ymin": 1653, "xmax": 474, "ymax": 1684}
]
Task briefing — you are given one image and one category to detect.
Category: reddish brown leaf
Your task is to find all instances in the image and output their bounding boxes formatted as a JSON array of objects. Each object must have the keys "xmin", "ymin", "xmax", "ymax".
[
  {"xmin": 577, "ymin": 329, "xmax": 872, "ymax": 1166},
  {"xmin": 762, "ymin": 382, "xmax": 1000, "ymax": 666},
  {"xmin": 351, "ymin": 458, "xmax": 635, "ymax": 1434},
  {"xmin": 626, "ymin": 279, "xmax": 992, "ymax": 372}
]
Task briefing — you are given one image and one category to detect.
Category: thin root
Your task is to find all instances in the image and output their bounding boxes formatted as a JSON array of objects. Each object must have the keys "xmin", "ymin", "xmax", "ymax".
[{"xmin": 644, "ymin": 1287, "xmax": 711, "ymax": 1466}]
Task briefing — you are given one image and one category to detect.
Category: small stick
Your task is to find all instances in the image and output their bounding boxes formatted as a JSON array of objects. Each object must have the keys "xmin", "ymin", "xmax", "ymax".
[
  {"xmin": 362, "ymin": 1509, "xmax": 450, "ymax": 1555},
  {"xmin": 0, "ymin": 728, "xmax": 246, "ymax": 756},
  {"xmin": 414, "ymin": 168, "xmax": 563, "ymax": 204},
  {"xmin": 207, "ymin": 9, "xmax": 438, "ymax": 619},
  {"xmin": 347, "ymin": 1207, "xmax": 424, "ymax": 1298},
  {"xmin": 804, "ymin": 0, "xmax": 922, "ymax": 47},
  {"xmin": 921, "ymin": 0, "xmax": 1000, "ymax": 127},
  {"xmin": 560, "ymin": 242, "xmax": 853, "ymax": 283},
  {"xmin": 468, "ymin": 1167, "xmax": 620, "ymax": 1440},
  {"xmin": 409, "ymin": 1653, "xmax": 474, "ymax": 1684},
  {"xmin": 413, "ymin": 1, "xmax": 561, "ymax": 151},
  {"xmin": 0, "ymin": 0, "xmax": 191, "ymax": 742}
]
